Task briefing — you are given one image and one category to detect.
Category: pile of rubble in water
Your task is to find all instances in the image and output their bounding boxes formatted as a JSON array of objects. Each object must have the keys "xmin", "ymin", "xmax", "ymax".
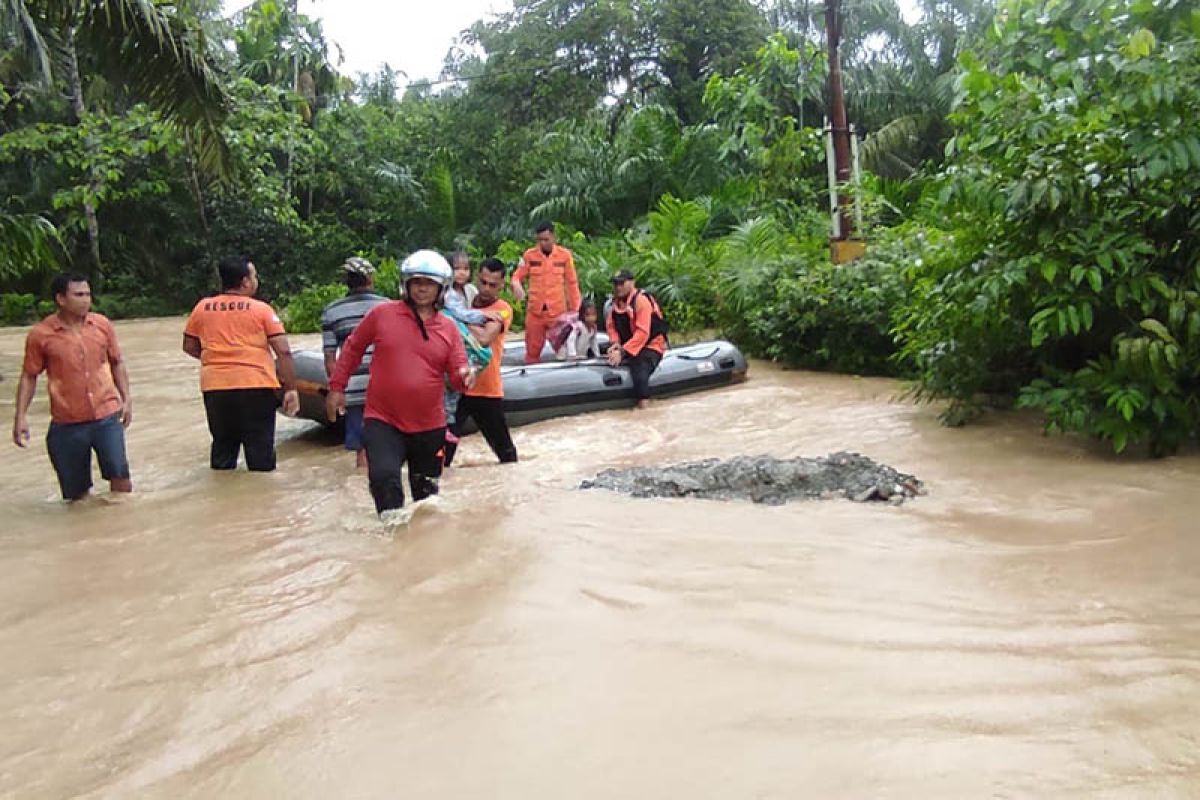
[{"xmin": 580, "ymin": 452, "xmax": 925, "ymax": 506}]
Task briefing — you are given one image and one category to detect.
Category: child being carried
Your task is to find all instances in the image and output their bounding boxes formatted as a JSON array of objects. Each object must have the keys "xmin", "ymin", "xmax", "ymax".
[{"xmin": 442, "ymin": 253, "xmax": 502, "ymax": 437}]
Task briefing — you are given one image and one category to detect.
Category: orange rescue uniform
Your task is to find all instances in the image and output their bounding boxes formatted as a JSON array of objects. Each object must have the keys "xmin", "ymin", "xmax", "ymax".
[
  {"xmin": 514, "ymin": 244, "xmax": 581, "ymax": 363},
  {"xmin": 183, "ymin": 295, "xmax": 285, "ymax": 391},
  {"xmin": 606, "ymin": 291, "xmax": 667, "ymax": 357}
]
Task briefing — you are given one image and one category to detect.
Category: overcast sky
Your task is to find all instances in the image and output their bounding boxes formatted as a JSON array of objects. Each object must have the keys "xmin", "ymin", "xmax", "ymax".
[
  {"xmin": 225, "ymin": 0, "xmax": 922, "ymax": 89},
  {"xmin": 225, "ymin": 0, "xmax": 513, "ymax": 85}
]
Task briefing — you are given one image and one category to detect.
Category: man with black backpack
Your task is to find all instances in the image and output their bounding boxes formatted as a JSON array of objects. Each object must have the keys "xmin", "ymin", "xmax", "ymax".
[{"xmin": 606, "ymin": 269, "xmax": 669, "ymax": 409}]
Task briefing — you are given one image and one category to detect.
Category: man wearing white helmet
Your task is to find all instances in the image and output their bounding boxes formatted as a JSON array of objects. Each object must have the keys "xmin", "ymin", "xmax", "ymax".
[{"xmin": 326, "ymin": 250, "xmax": 475, "ymax": 517}]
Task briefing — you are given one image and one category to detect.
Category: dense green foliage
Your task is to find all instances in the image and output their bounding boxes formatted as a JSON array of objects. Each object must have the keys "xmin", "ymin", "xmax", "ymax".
[
  {"xmin": 896, "ymin": 0, "xmax": 1200, "ymax": 453},
  {"xmin": 4, "ymin": 0, "xmax": 1198, "ymax": 453}
]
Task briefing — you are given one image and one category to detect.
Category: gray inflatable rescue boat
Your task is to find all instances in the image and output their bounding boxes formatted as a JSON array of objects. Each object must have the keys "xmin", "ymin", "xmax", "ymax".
[{"xmin": 291, "ymin": 338, "xmax": 749, "ymax": 430}]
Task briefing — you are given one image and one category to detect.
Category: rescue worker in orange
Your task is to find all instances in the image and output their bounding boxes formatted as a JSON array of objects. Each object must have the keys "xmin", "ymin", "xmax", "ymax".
[
  {"xmin": 444, "ymin": 258, "xmax": 518, "ymax": 466},
  {"xmin": 606, "ymin": 269, "xmax": 667, "ymax": 410},
  {"xmin": 511, "ymin": 221, "xmax": 581, "ymax": 364}
]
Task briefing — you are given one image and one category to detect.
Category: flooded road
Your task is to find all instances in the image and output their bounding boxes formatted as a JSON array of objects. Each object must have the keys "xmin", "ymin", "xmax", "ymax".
[{"xmin": 2, "ymin": 316, "xmax": 1199, "ymax": 798}]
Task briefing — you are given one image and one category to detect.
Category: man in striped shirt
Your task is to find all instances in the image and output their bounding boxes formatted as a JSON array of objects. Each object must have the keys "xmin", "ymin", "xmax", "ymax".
[{"xmin": 321, "ymin": 257, "xmax": 388, "ymax": 467}]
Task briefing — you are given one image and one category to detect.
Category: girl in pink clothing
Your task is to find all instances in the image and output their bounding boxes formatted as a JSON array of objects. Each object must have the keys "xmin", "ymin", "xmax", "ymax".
[{"xmin": 556, "ymin": 298, "xmax": 601, "ymax": 360}]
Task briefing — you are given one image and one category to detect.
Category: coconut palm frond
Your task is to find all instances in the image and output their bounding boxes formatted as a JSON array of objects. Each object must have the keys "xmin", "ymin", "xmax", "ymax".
[
  {"xmin": 860, "ymin": 114, "xmax": 924, "ymax": 177},
  {"xmin": 373, "ymin": 159, "xmax": 424, "ymax": 199},
  {"xmin": 722, "ymin": 215, "xmax": 787, "ymax": 259},
  {"xmin": 80, "ymin": 0, "xmax": 231, "ymax": 177},
  {"xmin": 0, "ymin": 212, "xmax": 62, "ymax": 278},
  {"xmin": 714, "ymin": 216, "xmax": 787, "ymax": 313},
  {"xmin": 646, "ymin": 194, "xmax": 711, "ymax": 249},
  {"xmin": 1, "ymin": 0, "xmax": 53, "ymax": 85}
]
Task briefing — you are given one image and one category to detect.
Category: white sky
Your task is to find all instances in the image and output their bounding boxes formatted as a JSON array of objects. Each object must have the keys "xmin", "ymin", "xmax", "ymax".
[
  {"xmin": 225, "ymin": 0, "xmax": 922, "ymax": 88},
  {"xmin": 225, "ymin": 0, "xmax": 513, "ymax": 85}
]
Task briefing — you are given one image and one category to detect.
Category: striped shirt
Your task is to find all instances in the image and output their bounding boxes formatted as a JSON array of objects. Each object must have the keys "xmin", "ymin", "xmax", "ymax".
[{"xmin": 321, "ymin": 291, "xmax": 388, "ymax": 405}]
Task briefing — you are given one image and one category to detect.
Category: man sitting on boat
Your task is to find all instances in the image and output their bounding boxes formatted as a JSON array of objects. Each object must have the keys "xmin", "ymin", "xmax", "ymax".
[{"xmin": 606, "ymin": 269, "xmax": 669, "ymax": 410}]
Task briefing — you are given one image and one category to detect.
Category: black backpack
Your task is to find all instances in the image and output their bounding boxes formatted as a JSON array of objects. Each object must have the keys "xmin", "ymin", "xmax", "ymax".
[
  {"xmin": 609, "ymin": 290, "xmax": 670, "ymax": 345},
  {"xmin": 633, "ymin": 290, "xmax": 670, "ymax": 342}
]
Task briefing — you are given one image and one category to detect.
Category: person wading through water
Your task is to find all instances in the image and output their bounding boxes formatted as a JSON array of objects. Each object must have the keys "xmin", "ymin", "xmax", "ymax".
[
  {"xmin": 12, "ymin": 273, "xmax": 134, "ymax": 501},
  {"xmin": 443, "ymin": 257, "xmax": 518, "ymax": 467},
  {"xmin": 320, "ymin": 257, "xmax": 388, "ymax": 469},
  {"xmin": 325, "ymin": 251, "xmax": 476, "ymax": 518},
  {"xmin": 182, "ymin": 256, "xmax": 300, "ymax": 471}
]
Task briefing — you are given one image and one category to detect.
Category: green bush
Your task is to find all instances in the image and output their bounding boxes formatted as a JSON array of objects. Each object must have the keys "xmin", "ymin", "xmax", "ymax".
[
  {"xmin": 373, "ymin": 257, "xmax": 400, "ymax": 299},
  {"xmin": 92, "ymin": 293, "xmax": 182, "ymax": 320},
  {"xmin": 896, "ymin": 0, "xmax": 1200, "ymax": 452},
  {"xmin": 738, "ymin": 252, "xmax": 909, "ymax": 376},
  {"xmin": 281, "ymin": 283, "xmax": 346, "ymax": 333},
  {"xmin": 1, "ymin": 293, "xmax": 37, "ymax": 326}
]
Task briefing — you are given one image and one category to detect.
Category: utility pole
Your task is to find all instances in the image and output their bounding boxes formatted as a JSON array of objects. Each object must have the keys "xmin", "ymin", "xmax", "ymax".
[
  {"xmin": 825, "ymin": 0, "xmax": 852, "ymax": 241},
  {"xmin": 825, "ymin": 0, "xmax": 864, "ymax": 262},
  {"xmin": 285, "ymin": 0, "xmax": 300, "ymax": 199}
]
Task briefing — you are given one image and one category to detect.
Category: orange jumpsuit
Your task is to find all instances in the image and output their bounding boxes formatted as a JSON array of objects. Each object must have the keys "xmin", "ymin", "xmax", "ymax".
[{"xmin": 514, "ymin": 244, "xmax": 581, "ymax": 364}]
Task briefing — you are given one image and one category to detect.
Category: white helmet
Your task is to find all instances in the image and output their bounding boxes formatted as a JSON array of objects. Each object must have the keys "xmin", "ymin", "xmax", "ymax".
[{"xmin": 400, "ymin": 249, "xmax": 452, "ymax": 303}]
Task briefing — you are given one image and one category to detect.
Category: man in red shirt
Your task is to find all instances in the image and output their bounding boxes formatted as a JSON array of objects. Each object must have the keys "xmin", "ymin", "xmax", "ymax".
[
  {"xmin": 606, "ymin": 269, "xmax": 668, "ymax": 409},
  {"xmin": 326, "ymin": 251, "xmax": 475, "ymax": 517},
  {"xmin": 511, "ymin": 221, "xmax": 581, "ymax": 364},
  {"xmin": 12, "ymin": 273, "xmax": 133, "ymax": 501},
  {"xmin": 445, "ymin": 257, "xmax": 518, "ymax": 466}
]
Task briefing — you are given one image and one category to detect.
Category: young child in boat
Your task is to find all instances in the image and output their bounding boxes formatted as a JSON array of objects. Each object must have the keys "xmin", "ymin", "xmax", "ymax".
[{"xmin": 555, "ymin": 298, "xmax": 601, "ymax": 360}]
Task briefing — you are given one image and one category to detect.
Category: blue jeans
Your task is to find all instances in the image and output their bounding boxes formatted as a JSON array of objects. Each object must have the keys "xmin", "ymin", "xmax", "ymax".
[
  {"xmin": 46, "ymin": 412, "xmax": 129, "ymax": 499},
  {"xmin": 344, "ymin": 405, "xmax": 366, "ymax": 451}
]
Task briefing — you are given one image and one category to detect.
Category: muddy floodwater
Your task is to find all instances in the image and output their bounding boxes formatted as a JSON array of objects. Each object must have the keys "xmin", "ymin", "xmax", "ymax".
[{"xmin": 2, "ymin": 316, "xmax": 1199, "ymax": 798}]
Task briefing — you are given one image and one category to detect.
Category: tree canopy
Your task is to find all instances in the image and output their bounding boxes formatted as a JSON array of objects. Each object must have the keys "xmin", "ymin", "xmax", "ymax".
[{"xmin": 4, "ymin": 0, "xmax": 1199, "ymax": 454}]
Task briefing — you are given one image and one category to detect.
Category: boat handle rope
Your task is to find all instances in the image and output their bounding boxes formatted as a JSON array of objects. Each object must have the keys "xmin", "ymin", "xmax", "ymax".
[
  {"xmin": 674, "ymin": 347, "xmax": 720, "ymax": 360},
  {"xmin": 502, "ymin": 349, "xmax": 721, "ymax": 374}
]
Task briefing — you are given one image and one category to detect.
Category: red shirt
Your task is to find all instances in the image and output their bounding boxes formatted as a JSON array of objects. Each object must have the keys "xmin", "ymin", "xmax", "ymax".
[
  {"xmin": 329, "ymin": 301, "xmax": 468, "ymax": 433},
  {"xmin": 465, "ymin": 298, "xmax": 512, "ymax": 399},
  {"xmin": 22, "ymin": 313, "xmax": 124, "ymax": 424}
]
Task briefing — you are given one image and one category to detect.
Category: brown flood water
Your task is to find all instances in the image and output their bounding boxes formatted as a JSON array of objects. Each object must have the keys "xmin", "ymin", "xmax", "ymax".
[{"xmin": 2, "ymin": 316, "xmax": 1199, "ymax": 798}]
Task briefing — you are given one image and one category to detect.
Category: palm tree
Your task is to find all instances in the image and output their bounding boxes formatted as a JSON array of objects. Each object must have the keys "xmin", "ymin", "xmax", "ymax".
[
  {"xmin": 848, "ymin": 0, "xmax": 995, "ymax": 177},
  {"xmin": 768, "ymin": 0, "xmax": 993, "ymax": 177},
  {"xmin": 0, "ymin": 212, "xmax": 61, "ymax": 278},
  {"xmin": 527, "ymin": 105, "xmax": 733, "ymax": 231},
  {"xmin": 4, "ymin": 0, "xmax": 230, "ymax": 171},
  {"xmin": 2, "ymin": 0, "xmax": 231, "ymax": 276}
]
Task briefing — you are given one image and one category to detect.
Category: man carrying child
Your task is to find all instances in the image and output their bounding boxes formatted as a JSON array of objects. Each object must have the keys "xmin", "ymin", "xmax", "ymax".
[{"xmin": 444, "ymin": 258, "xmax": 518, "ymax": 466}]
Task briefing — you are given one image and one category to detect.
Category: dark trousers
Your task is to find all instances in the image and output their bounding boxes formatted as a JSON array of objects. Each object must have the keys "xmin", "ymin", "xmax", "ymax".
[
  {"xmin": 626, "ymin": 349, "xmax": 663, "ymax": 400},
  {"xmin": 444, "ymin": 395, "xmax": 518, "ymax": 467},
  {"xmin": 362, "ymin": 419, "xmax": 445, "ymax": 515},
  {"xmin": 202, "ymin": 388, "xmax": 279, "ymax": 471},
  {"xmin": 46, "ymin": 412, "xmax": 130, "ymax": 499}
]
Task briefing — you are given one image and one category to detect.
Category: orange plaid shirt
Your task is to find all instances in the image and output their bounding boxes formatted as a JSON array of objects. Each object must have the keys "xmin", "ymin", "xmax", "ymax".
[{"xmin": 22, "ymin": 313, "xmax": 124, "ymax": 424}]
